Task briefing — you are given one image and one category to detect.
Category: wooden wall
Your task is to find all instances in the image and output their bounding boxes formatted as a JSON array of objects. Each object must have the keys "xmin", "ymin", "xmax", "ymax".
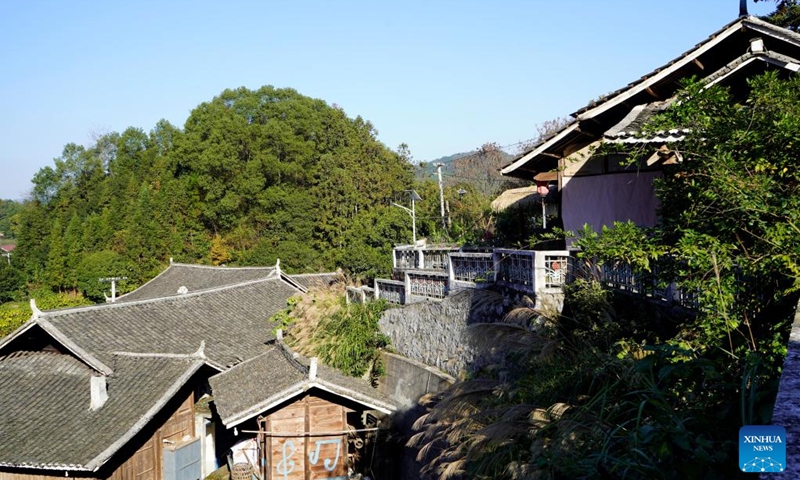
[
  {"xmin": 261, "ymin": 395, "xmax": 351, "ymax": 480},
  {"xmin": 108, "ymin": 390, "xmax": 195, "ymax": 480}
]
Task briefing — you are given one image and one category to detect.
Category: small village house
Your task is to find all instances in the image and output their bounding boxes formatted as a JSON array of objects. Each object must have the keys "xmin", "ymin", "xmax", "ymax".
[
  {"xmin": 500, "ymin": 15, "xmax": 800, "ymax": 235},
  {"xmin": 0, "ymin": 262, "xmax": 394, "ymax": 480}
]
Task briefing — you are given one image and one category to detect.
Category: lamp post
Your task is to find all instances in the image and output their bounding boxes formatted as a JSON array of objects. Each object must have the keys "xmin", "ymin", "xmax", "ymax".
[{"xmin": 392, "ymin": 190, "xmax": 422, "ymax": 245}]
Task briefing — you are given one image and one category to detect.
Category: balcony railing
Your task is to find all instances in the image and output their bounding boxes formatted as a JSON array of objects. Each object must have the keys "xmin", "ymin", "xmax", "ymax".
[
  {"xmin": 408, "ymin": 271, "xmax": 449, "ymax": 300},
  {"xmin": 450, "ymin": 252, "xmax": 495, "ymax": 283},
  {"xmin": 495, "ymin": 249, "xmax": 535, "ymax": 292},
  {"xmin": 375, "ymin": 279, "xmax": 405, "ymax": 305}
]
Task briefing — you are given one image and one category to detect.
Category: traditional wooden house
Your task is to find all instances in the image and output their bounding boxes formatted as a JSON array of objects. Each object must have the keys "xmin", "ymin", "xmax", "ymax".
[
  {"xmin": 0, "ymin": 262, "xmax": 392, "ymax": 480},
  {"xmin": 501, "ymin": 15, "xmax": 800, "ymax": 235},
  {"xmin": 210, "ymin": 342, "xmax": 395, "ymax": 480}
]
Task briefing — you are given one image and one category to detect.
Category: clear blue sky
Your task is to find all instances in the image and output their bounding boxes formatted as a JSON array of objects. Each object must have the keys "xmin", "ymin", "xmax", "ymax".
[{"xmin": 0, "ymin": 0, "xmax": 776, "ymax": 200}]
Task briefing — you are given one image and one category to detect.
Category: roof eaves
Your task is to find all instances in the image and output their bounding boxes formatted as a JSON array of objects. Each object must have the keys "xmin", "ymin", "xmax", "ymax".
[
  {"xmin": 604, "ymin": 50, "xmax": 800, "ymax": 144},
  {"xmin": 744, "ymin": 16, "xmax": 800, "ymax": 47},
  {"xmin": 311, "ymin": 380, "xmax": 396, "ymax": 414},
  {"xmin": 85, "ymin": 358, "xmax": 205, "ymax": 471},
  {"xmin": 500, "ymin": 122, "xmax": 579, "ymax": 175},
  {"xmin": 575, "ymin": 18, "xmax": 746, "ymax": 121},
  {"xmin": 222, "ymin": 385, "xmax": 309, "ymax": 428},
  {"xmin": 0, "ymin": 461, "xmax": 93, "ymax": 472}
]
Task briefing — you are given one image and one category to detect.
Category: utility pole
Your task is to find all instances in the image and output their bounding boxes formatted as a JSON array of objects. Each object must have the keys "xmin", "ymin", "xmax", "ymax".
[
  {"xmin": 392, "ymin": 190, "xmax": 422, "ymax": 245},
  {"xmin": 99, "ymin": 276, "xmax": 128, "ymax": 303},
  {"xmin": 435, "ymin": 163, "xmax": 446, "ymax": 230}
]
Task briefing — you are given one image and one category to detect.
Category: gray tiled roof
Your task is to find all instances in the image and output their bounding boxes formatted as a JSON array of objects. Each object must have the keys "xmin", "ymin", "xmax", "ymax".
[
  {"xmin": 117, "ymin": 263, "xmax": 276, "ymax": 303},
  {"xmin": 210, "ymin": 342, "xmax": 397, "ymax": 427},
  {"xmin": 39, "ymin": 277, "xmax": 299, "ymax": 370},
  {"xmin": 0, "ymin": 351, "xmax": 202, "ymax": 470},
  {"xmin": 287, "ymin": 272, "xmax": 341, "ymax": 290},
  {"xmin": 209, "ymin": 345, "xmax": 308, "ymax": 425}
]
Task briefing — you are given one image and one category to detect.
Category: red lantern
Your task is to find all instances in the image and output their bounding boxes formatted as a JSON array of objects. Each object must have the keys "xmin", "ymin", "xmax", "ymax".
[{"xmin": 536, "ymin": 180, "xmax": 550, "ymax": 197}]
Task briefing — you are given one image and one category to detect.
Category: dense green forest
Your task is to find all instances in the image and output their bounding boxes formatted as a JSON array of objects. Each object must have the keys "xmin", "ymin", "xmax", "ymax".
[{"xmin": 5, "ymin": 87, "xmax": 415, "ymax": 300}]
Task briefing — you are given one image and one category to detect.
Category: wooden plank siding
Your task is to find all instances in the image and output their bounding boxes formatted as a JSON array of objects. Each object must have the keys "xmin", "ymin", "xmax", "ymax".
[
  {"xmin": 0, "ymin": 390, "xmax": 195, "ymax": 480},
  {"xmin": 108, "ymin": 391, "xmax": 195, "ymax": 480},
  {"xmin": 262, "ymin": 394, "xmax": 352, "ymax": 480}
]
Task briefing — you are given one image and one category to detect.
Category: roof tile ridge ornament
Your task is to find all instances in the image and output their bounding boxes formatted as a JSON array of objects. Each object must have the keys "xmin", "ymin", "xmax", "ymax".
[{"xmin": 30, "ymin": 299, "xmax": 42, "ymax": 320}]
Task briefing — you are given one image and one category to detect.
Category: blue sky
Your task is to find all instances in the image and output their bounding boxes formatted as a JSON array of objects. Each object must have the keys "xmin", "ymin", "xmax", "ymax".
[{"xmin": 0, "ymin": 0, "xmax": 776, "ymax": 200}]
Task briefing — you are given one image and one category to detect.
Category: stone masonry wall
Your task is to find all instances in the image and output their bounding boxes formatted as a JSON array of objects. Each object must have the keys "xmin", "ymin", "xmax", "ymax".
[{"xmin": 379, "ymin": 289, "xmax": 504, "ymax": 377}]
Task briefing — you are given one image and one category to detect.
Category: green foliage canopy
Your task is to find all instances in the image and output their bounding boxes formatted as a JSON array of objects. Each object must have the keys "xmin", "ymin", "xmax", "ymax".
[{"xmin": 13, "ymin": 86, "xmax": 417, "ymax": 299}]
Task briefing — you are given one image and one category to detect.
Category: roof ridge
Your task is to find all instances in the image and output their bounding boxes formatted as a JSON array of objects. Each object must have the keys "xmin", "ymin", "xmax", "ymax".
[
  {"xmin": 275, "ymin": 339, "xmax": 311, "ymax": 375},
  {"xmin": 110, "ymin": 348, "xmax": 206, "ymax": 361},
  {"xmin": 36, "ymin": 318, "xmax": 114, "ymax": 375},
  {"xmin": 288, "ymin": 271, "xmax": 339, "ymax": 277},
  {"xmin": 115, "ymin": 262, "xmax": 174, "ymax": 302},
  {"xmin": 573, "ymin": 16, "xmax": 800, "ymax": 121},
  {"xmin": 39, "ymin": 275, "xmax": 292, "ymax": 318},
  {"xmin": 168, "ymin": 262, "xmax": 277, "ymax": 271},
  {"xmin": 278, "ymin": 273, "xmax": 308, "ymax": 294}
]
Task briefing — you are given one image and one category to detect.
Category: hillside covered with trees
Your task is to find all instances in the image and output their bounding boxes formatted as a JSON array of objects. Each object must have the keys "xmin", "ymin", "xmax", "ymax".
[
  {"xmin": 1, "ymin": 85, "xmax": 524, "ymax": 310},
  {"xmin": 6, "ymin": 87, "xmax": 420, "ymax": 301}
]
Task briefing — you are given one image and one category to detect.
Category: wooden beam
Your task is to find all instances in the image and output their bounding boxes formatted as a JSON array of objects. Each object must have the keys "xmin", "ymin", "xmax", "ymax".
[
  {"xmin": 693, "ymin": 58, "xmax": 705, "ymax": 70},
  {"xmin": 645, "ymin": 87, "xmax": 659, "ymax": 98}
]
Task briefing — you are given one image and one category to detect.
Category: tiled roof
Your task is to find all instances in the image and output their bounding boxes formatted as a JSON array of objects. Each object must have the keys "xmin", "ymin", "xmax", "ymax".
[
  {"xmin": 287, "ymin": 272, "xmax": 341, "ymax": 290},
  {"xmin": 0, "ymin": 351, "xmax": 202, "ymax": 471},
  {"xmin": 117, "ymin": 263, "xmax": 276, "ymax": 303},
  {"xmin": 38, "ymin": 277, "xmax": 300, "ymax": 370},
  {"xmin": 210, "ymin": 342, "xmax": 396, "ymax": 427},
  {"xmin": 209, "ymin": 345, "xmax": 308, "ymax": 426},
  {"xmin": 573, "ymin": 16, "xmax": 800, "ymax": 119}
]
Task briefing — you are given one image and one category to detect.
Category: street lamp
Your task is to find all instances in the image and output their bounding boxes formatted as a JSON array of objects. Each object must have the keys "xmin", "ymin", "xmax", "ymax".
[{"xmin": 392, "ymin": 190, "xmax": 422, "ymax": 245}]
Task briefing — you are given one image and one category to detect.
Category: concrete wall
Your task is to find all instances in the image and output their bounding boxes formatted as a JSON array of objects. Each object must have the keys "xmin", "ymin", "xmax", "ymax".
[{"xmin": 378, "ymin": 352, "xmax": 454, "ymax": 409}]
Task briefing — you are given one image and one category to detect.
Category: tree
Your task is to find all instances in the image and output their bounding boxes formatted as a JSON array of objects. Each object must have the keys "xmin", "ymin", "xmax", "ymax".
[
  {"xmin": 76, "ymin": 251, "xmax": 134, "ymax": 302},
  {"xmin": 756, "ymin": 0, "xmax": 800, "ymax": 30},
  {"xmin": 0, "ymin": 262, "xmax": 23, "ymax": 303},
  {"xmin": 0, "ymin": 200, "xmax": 21, "ymax": 238}
]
